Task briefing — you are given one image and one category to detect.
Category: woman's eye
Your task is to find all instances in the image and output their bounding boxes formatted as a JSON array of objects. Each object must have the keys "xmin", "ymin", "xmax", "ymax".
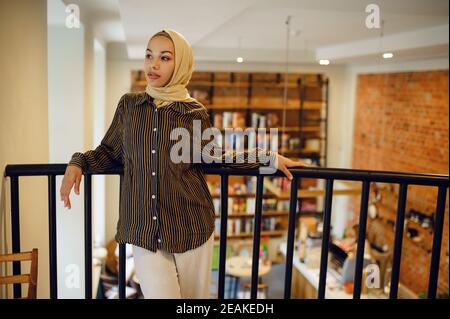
[
  {"xmin": 162, "ymin": 56, "xmax": 170, "ymax": 61},
  {"xmin": 145, "ymin": 54, "xmax": 152, "ymax": 59}
]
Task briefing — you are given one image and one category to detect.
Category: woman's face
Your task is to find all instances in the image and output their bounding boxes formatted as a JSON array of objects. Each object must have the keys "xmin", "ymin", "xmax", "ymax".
[{"xmin": 144, "ymin": 35, "xmax": 175, "ymax": 87}]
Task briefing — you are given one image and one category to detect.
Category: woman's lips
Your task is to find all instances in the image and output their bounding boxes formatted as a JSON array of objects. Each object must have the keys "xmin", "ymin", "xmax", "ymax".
[{"xmin": 148, "ymin": 73, "xmax": 160, "ymax": 79}]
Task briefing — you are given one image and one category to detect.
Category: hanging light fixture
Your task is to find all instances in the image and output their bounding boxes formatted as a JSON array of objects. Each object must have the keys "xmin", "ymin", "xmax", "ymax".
[
  {"xmin": 236, "ymin": 36, "xmax": 244, "ymax": 63},
  {"xmin": 282, "ymin": 15, "xmax": 292, "ymax": 141}
]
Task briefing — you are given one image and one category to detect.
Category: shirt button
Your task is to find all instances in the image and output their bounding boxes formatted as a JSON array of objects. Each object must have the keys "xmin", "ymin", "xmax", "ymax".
[
  {"xmin": 152, "ymin": 195, "xmax": 156, "ymax": 199},
  {"xmin": 153, "ymin": 216, "xmax": 157, "ymax": 220},
  {"xmin": 153, "ymin": 128, "xmax": 157, "ymax": 131},
  {"xmin": 157, "ymin": 238, "xmax": 161, "ymax": 243},
  {"xmin": 152, "ymin": 149, "xmax": 156, "ymax": 154},
  {"xmin": 152, "ymin": 172, "xmax": 156, "ymax": 176}
]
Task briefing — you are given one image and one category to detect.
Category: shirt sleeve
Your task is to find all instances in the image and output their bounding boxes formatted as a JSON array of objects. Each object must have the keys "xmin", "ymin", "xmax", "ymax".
[
  {"xmin": 194, "ymin": 110, "xmax": 277, "ymax": 169},
  {"xmin": 68, "ymin": 94, "xmax": 126, "ymax": 173}
]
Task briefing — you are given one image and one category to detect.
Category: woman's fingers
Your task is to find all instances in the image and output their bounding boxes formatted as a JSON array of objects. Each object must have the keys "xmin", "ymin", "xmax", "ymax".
[
  {"xmin": 65, "ymin": 197, "xmax": 71, "ymax": 209},
  {"xmin": 74, "ymin": 175, "xmax": 81, "ymax": 195},
  {"xmin": 276, "ymin": 155, "xmax": 309, "ymax": 180},
  {"xmin": 60, "ymin": 178, "xmax": 75, "ymax": 209},
  {"xmin": 280, "ymin": 165, "xmax": 294, "ymax": 180}
]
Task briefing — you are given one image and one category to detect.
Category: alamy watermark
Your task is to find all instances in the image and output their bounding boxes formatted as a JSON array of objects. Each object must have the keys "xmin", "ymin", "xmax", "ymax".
[
  {"xmin": 365, "ymin": 263, "xmax": 381, "ymax": 289},
  {"xmin": 169, "ymin": 121, "xmax": 278, "ymax": 174},
  {"xmin": 65, "ymin": 4, "xmax": 80, "ymax": 29},
  {"xmin": 65, "ymin": 264, "xmax": 80, "ymax": 289},
  {"xmin": 365, "ymin": 4, "xmax": 381, "ymax": 29}
]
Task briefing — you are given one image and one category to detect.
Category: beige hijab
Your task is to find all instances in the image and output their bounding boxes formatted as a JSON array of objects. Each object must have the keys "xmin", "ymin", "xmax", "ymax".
[{"xmin": 145, "ymin": 29, "xmax": 197, "ymax": 108}]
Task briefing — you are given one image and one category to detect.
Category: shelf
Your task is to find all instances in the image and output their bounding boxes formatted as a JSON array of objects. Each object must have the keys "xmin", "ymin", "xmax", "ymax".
[
  {"xmin": 215, "ymin": 210, "xmax": 323, "ymax": 218},
  {"xmin": 276, "ymin": 187, "xmax": 362, "ymax": 200},
  {"xmin": 210, "ymin": 186, "xmax": 361, "ymax": 200},
  {"xmin": 207, "ymin": 104, "xmax": 301, "ymax": 110},
  {"xmin": 188, "ymin": 80, "xmax": 301, "ymax": 89},
  {"xmin": 216, "ymin": 211, "xmax": 290, "ymax": 218},
  {"xmin": 302, "ymin": 102, "xmax": 324, "ymax": 110},
  {"xmin": 280, "ymin": 148, "xmax": 321, "ymax": 155},
  {"xmin": 214, "ymin": 229, "xmax": 286, "ymax": 240},
  {"xmin": 205, "ymin": 101, "xmax": 323, "ymax": 110},
  {"xmin": 132, "ymin": 80, "xmax": 306, "ymax": 89},
  {"xmin": 265, "ymin": 180, "xmax": 361, "ymax": 200},
  {"xmin": 210, "ymin": 193, "xmax": 277, "ymax": 199},
  {"xmin": 218, "ymin": 126, "xmax": 321, "ymax": 133}
]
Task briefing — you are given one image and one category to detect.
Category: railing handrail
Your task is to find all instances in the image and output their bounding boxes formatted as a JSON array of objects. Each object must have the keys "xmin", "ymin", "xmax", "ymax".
[
  {"xmin": 4, "ymin": 163, "xmax": 449, "ymax": 186},
  {"xmin": 2, "ymin": 163, "xmax": 449, "ymax": 300}
]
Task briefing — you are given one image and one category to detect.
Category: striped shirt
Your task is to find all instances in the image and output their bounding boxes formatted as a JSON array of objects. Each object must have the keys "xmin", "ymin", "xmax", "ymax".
[{"xmin": 68, "ymin": 91, "xmax": 276, "ymax": 253}]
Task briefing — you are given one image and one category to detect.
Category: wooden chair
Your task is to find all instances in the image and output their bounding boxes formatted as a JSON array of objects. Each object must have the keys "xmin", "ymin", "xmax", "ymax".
[{"xmin": 0, "ymin": 249, "xmax": 38, "ymax": 299}]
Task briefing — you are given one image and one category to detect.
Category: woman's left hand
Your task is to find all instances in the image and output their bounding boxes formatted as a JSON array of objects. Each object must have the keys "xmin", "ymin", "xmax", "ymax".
[{"xmin": 276, "ymin": 154, "xmax": 310, "ymax": 180}]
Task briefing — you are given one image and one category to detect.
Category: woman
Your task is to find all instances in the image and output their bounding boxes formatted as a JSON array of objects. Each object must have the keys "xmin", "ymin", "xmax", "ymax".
[{"xmin": 60, "ymin": 29, "xmax": 308, "ymax": 299}]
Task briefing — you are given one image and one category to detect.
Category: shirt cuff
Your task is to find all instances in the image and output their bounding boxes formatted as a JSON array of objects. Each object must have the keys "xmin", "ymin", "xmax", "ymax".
[
  {"xmin": 68, "ymin": 152, "xmax": 86, "ymax": 172},
  {"xmin": 256, "ymin": 148, "xmax": 278, "ymax": 168}
]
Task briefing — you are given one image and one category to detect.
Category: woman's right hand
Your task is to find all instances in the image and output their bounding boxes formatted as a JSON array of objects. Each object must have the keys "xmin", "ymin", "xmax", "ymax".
[{"xmin": 60, "ymin": 165, "xmax": 83, "ymax": 209}]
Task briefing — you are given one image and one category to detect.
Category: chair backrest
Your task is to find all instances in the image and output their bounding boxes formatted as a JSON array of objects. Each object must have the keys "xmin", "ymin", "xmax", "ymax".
[{"xmin": 0, "ymin": 249, "xmax": 38, "ymax": 299}]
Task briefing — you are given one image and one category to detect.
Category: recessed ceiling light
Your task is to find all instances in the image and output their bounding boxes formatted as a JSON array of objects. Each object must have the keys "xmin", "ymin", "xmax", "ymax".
[
  {"xmin": 319, "ymin": 59, "xmax": 330, "ymax": 65},
  {"xmin": 236, "ymin": 57, "xmax": 244, "ymax": 63},
  {"xmin": 383, "ymin": 52, "xmax": 393, "ymax": 59}
]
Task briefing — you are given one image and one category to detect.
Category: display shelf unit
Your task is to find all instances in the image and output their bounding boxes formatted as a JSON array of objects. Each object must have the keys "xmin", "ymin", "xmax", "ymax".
[{"xmin": 130, "ymin": 70, "xmax": 330, "ymax": 241}]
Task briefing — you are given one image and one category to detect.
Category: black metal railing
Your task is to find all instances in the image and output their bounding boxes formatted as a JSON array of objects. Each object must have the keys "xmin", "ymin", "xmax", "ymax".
[{"xmin": 3, "ymin": 164, "xmax": 449, "ymax": 299}]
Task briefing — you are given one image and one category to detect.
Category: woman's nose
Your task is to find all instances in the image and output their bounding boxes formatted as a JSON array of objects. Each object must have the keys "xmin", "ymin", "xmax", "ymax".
[{"xmin": 151, "ymin": 61, "xmax": 160, "ymax": 70}]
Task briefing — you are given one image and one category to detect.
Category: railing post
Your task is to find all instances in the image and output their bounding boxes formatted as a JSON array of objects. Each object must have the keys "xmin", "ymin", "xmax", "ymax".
[
  {"xmin": 318, "ymin": 178, "xmax": 334, "ymax": 299},
  {"xmin": 118, "ymin": 244, "xmax": 126, "ymax": 299},
  {"xmin": 84, "ymin": 174, "xmax": 92, "ymax": 299},
  {"xmin": 10, "ymin": 176, "xmax": 21, "ymax": 298},
  {"xmin": 218, "ymin": 174, "xmax": 229, "ymax": 299},
  {"xmin": 118, "ymin": 174, "xmax": 126, "ymax": 299},
  {"xmin": 250, "ymin": 175, "xmax": 264, "ymax": 299},
  {"xmin": 284, "ymin": 176, "xmax": 299, "ymax": 299},
  {"xmin": 427, "ymin": 185, "xmax": 448, "ymax": 299},
  {"xmin": 48, "ymin": 175, "xmax": 58, "ymax": 299},
  {"xmin": 389, "ymin": 183, "xmax": 408, "ymax": 299},
  {"xmin": 353, "ymin": 180, "xmax": 371, "ymax": 299}
]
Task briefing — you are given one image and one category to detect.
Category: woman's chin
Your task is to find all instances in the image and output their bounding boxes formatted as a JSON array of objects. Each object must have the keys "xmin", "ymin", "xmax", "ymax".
[{"xmin": 147, "ymin": 81, "xmax": 162, "ymax": 88}]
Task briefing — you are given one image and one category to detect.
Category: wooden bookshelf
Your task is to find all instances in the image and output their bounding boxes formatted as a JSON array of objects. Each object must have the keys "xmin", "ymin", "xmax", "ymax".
[{"xmin": 130, "ymin": 70, "xmax": 330, "ymax": 241}]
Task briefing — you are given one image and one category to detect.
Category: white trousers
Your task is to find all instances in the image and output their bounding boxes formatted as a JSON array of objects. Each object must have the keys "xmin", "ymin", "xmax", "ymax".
[{"xmin": 132, "ymin": 233, "xmax": 215, "ymax": 299}]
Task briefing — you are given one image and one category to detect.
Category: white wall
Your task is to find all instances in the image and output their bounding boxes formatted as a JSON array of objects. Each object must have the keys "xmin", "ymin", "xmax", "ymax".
[
  {"xmin": 93, "ymin": 39, "xmax": 106, "ymax": 248},
  {"xmin": 48, "ymin": 0, "xmax": 86, "ymax": 298},
  {"xmin": 48, "ymin": 0, "xmax": 114, "ymax": 298},
  {"xmin": 0, "ymin": 0, "xmax": 49, "ymax": 298},
  {"xmin": 104, "ymin": 43, "xmax": 142, "ymax": 244}
]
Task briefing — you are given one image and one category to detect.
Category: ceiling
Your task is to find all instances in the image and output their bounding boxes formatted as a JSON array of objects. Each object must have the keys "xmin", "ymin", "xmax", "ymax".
[{"xmin": 64, "ymin": 0, "xmax": 449, "ymax": 65}]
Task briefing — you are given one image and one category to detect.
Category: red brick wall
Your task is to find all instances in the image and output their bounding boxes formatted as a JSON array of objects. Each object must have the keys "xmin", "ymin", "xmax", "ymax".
[{"xmin": 352, "ymin": 70, "xmax": 449, "ymax": 296}]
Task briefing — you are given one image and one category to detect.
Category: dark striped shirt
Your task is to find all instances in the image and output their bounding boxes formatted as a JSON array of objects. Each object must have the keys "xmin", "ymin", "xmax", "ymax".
[{"xmin": 68, "ymin": 91, "xmax": 276, "ymax": 253}]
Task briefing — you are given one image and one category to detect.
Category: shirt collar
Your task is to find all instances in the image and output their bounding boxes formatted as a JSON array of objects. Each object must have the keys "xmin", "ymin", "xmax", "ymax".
[
  {"xmin": 136, "ymin": 91, "xmax": 154, "ymax": 106},
  {"xmin": 135, "ymin": 91, "xmax": 206, "ymax": 115}
]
